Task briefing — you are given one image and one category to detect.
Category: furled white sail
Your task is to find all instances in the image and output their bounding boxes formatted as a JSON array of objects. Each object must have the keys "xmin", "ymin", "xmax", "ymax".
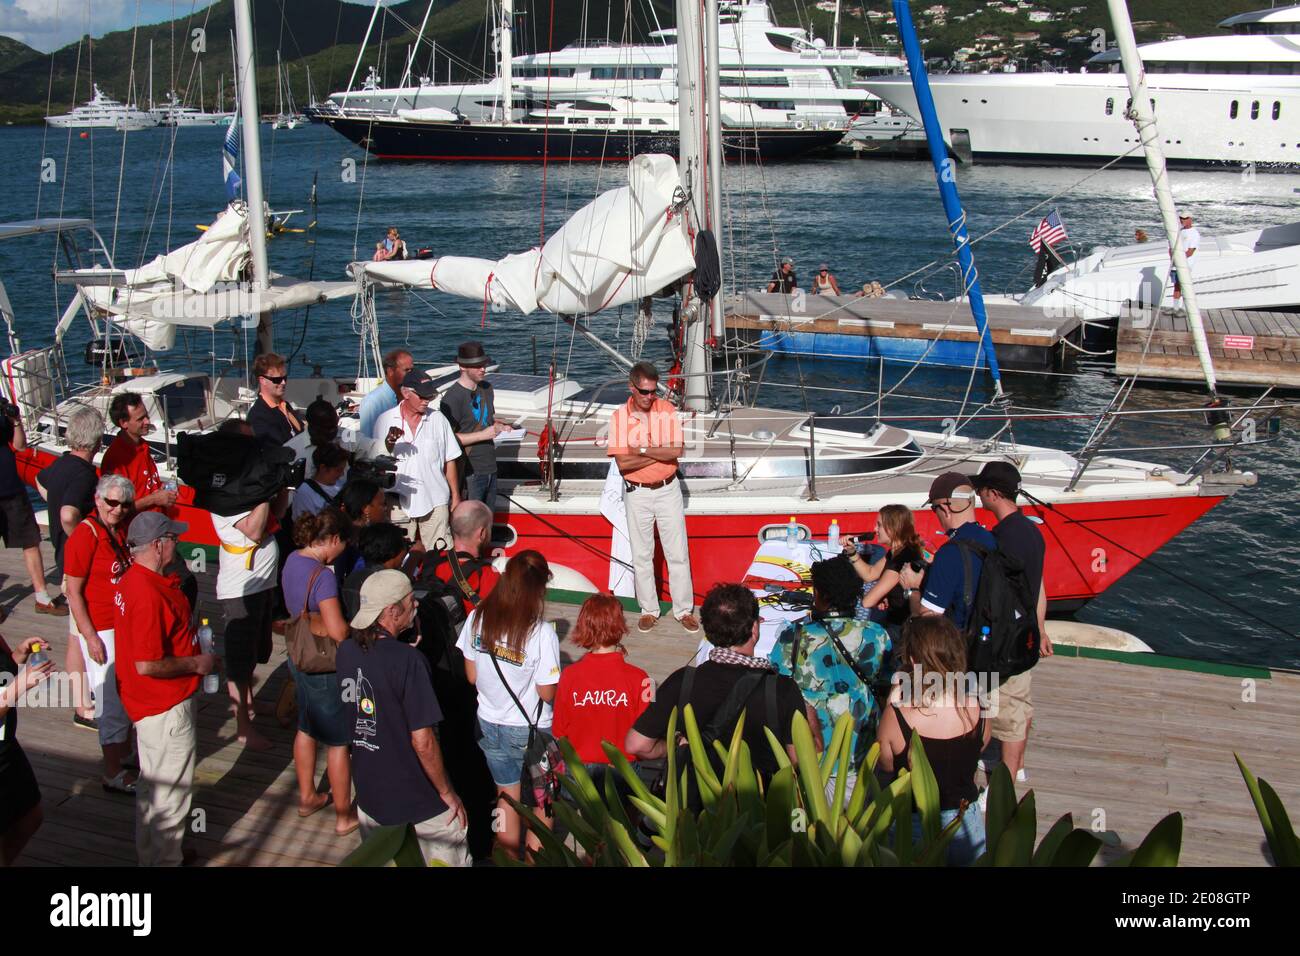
[
  {"xmin": 360, "ymin": 153, "xmax": 696, "ymax": 315},
  {"xmin": 72, "ymin": 204, "xmax": 351, "ymax": 350}
]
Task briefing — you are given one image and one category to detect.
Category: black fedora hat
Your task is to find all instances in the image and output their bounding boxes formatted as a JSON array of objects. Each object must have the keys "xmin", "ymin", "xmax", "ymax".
[{"xmin": 456, "ymin": 342, "xmax": 491, "ymax": 367}]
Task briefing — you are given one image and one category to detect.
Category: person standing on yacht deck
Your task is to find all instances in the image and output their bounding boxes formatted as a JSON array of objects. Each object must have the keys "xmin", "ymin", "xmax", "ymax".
[
  {"xmin": 606, "ymin": 362, "xmax": 698, "ymax": 636},
  {"xmin": 440, "ymin": 342, "xmax": 513, "ymax": 514},
  {"xmin": 247, "ymin": 353, "xmax": 304, "ymax": 448},
  {"xmin": 101, "ymin": 393, "xmax": 178, "ymax": 515},
  {"xmin": 767, "ymin": 257, "xmax": 799, "ymax": 294},
  {"xmin": 358, "ymin": 349, "xmax": 414, "ymax": 439},
  {"xmin": 1169, "ymin": 211, "xmax": 1200, "ymax": 309}
]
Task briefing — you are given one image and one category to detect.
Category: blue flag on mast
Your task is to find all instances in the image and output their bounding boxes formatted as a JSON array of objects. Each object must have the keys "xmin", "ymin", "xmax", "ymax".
[{"xmin": 222, "ymin": 120, "xmax": 242, "ymax": 202}]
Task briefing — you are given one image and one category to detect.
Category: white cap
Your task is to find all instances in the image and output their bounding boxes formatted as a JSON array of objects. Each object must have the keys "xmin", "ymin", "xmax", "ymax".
[
  {"xmin": 350, "ymin": 569, "xmax": 414, "ymax": 629},
  {"xmin": 1177, "ymin": 209, "xmax": 1192, "ymax": 219}
]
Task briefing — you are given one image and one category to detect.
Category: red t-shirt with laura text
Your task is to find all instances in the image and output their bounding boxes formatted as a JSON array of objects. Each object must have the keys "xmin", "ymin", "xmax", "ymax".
[
  {"xmin": 101, "ymin": 433, "xmax": 163, "ymax": 511},
  {"xmin": 115, "ymin": 563, "xmax": 199, "ymax": 722},
  {"xmin": 64, "ymin": 518, "xmax": 131, "ymax": 632},
  {"xmin": 552, "ymin": 652, "xmax": 651, "ymax": 764}
]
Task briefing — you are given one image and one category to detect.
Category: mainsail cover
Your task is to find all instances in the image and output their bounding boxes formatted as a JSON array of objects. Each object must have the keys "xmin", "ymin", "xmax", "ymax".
[{"xmin": 360, "ymin": 154, "xmax": 696, "ymax": 315}]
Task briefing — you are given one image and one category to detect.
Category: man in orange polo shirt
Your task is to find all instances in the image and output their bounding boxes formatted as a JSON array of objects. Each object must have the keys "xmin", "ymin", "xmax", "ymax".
[{"xmin": 606, "ymin": 362, "xmax": 698, "ymax": 635}]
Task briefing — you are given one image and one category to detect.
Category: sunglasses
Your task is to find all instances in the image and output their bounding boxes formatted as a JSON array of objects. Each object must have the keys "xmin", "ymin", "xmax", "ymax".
[
  {"xmin": 820, "ymin": 269, "xmax": 828, "ymax": 274},
  {"xmin": 102, "ymin": 498, "xmax": 129, "ymax": 510},
  {"xmin": 261, "ymin": 374, "xmax": 287, "ymax": 385},
  {"xmin": 632, "ymin": 385, "xmax": 656, "ymax": 396}
]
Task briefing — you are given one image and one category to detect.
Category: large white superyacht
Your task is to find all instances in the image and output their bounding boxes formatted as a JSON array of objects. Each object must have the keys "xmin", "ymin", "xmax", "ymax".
[
  {"xmin": 45, "ymin": 84, "xmax": 158, "ymax": 130},
  {"xmin": 862, "ymin": 5, "xmax": 1300, "ymax": 168}
]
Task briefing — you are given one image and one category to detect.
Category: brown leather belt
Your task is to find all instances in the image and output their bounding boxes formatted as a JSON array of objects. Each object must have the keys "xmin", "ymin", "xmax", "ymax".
[{"xmin": 625, "ymin": 473, "xmax": 676, "ymax": 492}]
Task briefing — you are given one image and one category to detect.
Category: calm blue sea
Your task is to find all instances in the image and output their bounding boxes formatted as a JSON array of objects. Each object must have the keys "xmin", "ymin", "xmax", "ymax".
[{"xmin": 0, "ymin": 122, "xmax": 1297, "ymax": 669}]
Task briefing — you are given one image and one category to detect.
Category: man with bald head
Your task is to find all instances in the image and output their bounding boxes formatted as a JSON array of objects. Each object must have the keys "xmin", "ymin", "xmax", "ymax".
[{"xmin": 426, "ymin": 500, "xmax": 499, "ymax": 618}]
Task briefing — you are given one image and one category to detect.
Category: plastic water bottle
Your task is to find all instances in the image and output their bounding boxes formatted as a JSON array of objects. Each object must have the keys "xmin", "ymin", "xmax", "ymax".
[
  {"xmin": 197, "ymin": 619, "xmax": 220, "ymax": 694},
  {"xmin": 827, "ymin": 519, "xmax": 840, "ymax": 552},
  {"xmin": 27, "ymin": 642, "xmax": 49, "ymax": 668},
  {"xmin": 786, "ymin": 516, "xmax": 799, "ymax": 547}
]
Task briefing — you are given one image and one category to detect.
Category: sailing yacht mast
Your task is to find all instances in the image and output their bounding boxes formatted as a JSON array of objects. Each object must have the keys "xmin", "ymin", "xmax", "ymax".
[
  {"xmin": 677, "ymin": 0, "xmax": 709, "ymax": 412},
  {"xmin": 342, "ymin": 0, "xmax": 385, "ymax": 111},
  {"xmin": 1105, "ymin": 0, "xmax": 1217, "ymax": 395},
  {"xmin": 233, "ymin": 0, "xmax": 272, "ymax": 352},
  {"xmin": 498, "ymin": 0, "xmax": 514, "ymax": 124}
]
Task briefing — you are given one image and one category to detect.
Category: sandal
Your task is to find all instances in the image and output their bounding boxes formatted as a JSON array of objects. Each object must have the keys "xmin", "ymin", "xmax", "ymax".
[
  {"xmin": 102, "ymin": 771, "xmax": 137, "ymax": 795},
  {"xmin": 297, "ymin": 792, "xmax": 331, "ymax": 818}
]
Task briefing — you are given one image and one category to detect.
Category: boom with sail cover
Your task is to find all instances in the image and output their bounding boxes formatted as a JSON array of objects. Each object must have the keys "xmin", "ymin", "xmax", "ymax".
[{"xmin": 359, "ymin": 154, "xmax": 695, "ymax": 315}]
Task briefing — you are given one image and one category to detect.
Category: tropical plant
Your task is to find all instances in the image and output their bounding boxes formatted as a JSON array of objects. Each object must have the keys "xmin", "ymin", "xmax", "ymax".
[
  {"xmin": 340, "ymin": 822, "xmax": 429, "ymax": 867},
  {"xmin": 1236, "ymin": 753, "xmax": 1299, "ymax": 867},
  {"xmin": 502, "ymin": 707, "xmax": 1183, "ymax": 867}
]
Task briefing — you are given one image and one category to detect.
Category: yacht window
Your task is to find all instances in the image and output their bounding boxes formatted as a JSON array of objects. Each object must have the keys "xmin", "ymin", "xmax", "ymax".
[
  {"xmin": 1251, "ymin": 100, "xmax": 1260, "ymax": 120},
  {"xmin": 649, "ymin": 118, "xmax": 668, "ymax": 125},
  {"xmin": 1274, "ymin": 101, "xmax": 1282, "ymax": 120},
  {"xmin": 1105, "ymin": 97, "xmax": 1114, "ymax": 116},
  {"xmin": 589, "ymin": 66, "xmax": 663, "ymax": 80},
  {"xmin": 594, "ymin": 117, "xmax": 615, "ymax": 125},
  {"xmin": 567, "ymin": 117, "xmax": 586, "ymax": 124},
  {"xmin": 623, "ymin": 118, "xmax": 643, "ymax": 125}
]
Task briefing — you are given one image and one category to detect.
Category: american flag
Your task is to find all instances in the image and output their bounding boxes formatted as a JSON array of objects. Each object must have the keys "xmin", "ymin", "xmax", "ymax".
[{"xmin": 1029, "ymin": 210, "xmax": 1068, "ymax": 252}]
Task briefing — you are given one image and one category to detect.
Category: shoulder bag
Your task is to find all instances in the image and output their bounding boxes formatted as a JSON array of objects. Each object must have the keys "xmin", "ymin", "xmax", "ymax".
[
  {"xmin": 285, "ymin": 564, "xmax": 337, "ymax": 674},
  {"xmin": 488, "ymin": 641, "xmax": 565, "ymax": 814}
]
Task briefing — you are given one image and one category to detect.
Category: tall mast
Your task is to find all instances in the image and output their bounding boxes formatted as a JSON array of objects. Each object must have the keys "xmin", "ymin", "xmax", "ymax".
[
  {"xmin": 833, "ymin": 0, "xmax": 842, "ymax": 48},
  {"xmin": 705, "ymin": 0, "xmax": 723, "ymax": 343},
  {"xmin": 894, "ymin": 0, "xmax": 1003, "ymax": 396},
  {"xmin": 677, "ymin": 0, "xmax": 708, "ymax": 412},
  {"xmin": 499, "ymin": 0, "xmax": 514, "ymax": 124},
  {"xmin": 233, "ymin": 0, "xmax": 272, "ymax": 353},
  {"xmin": 1105, "ymin": 0, "xmax": 1216, "ymax": 396},
  {"xmin": 343, "ymin": 0, "xmax": 385, "ymax": 111},
  {"xmin": 149, "ymin": 39, "xmax": 154, "ymax": 110},
  {"xmin": 401, "ymin": 1, "xmax": 435, "ymax": 91},
  {"xmin": 199, "ymin": 60, "xmax": 205, "ymax": 112}
]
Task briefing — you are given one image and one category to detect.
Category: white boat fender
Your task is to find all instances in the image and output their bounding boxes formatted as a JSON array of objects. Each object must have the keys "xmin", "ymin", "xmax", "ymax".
[
  {"xmin": 794, "ymin": 119, "xmax": 807, "ymax": 130},
  {"xmin": 1047, "ymin": 620, "xmax": 1152, "ymax": 654},
  {"xmin": 489, "ymin": 556, "xmax": 600, "ymax": 596}
]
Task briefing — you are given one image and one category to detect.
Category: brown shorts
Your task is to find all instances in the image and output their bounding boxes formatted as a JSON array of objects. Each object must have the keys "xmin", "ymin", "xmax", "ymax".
[
  {"xmin": 991, "ymin": 671, "xmax": 1033, "ymax": 742},
  {"xmin": 0, "ymin": 493, "xmax": 41, "ymax": 550}
]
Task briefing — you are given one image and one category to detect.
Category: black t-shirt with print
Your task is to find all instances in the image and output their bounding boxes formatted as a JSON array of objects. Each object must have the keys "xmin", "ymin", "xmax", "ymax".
[
  {"xmin": 336, "ymin": 637, "xmax": 448, "ymax": 826},
  {"xmin": 38, "ymin": 453, "xmax": 98, "ymax": 563},
  {"xmin": 882, "ymin": 543, "xmax": 925, "ymax": 626}
]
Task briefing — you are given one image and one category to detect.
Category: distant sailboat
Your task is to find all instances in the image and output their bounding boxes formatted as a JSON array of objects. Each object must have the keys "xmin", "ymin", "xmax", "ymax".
[{"xmin": 270, "ymin": 52, "xmax": 306, "ymax": 129}]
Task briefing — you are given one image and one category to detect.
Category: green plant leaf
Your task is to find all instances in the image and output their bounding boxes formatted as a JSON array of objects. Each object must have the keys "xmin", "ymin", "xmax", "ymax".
[
  {"xmin": 1048, "ymin": 829, "xmax": 1103, "ymax": 867},
  {"xmin": 1122, "ymin": 812, "xmax": 1183, "ymax": 868},
  {"xmin": 503, "ymin": 796, "xmax": 580, "ymax": 866},
  {"xmin": 1031, "ymin": 814, "xmax": 1076, "ymax": 866},
  {"xmin": 839, "ymin": 820, "xmax": 863, "ymax": 867},
  {"xmin": 663, "ymin": 707, "xmax": 680, "ymax": 865},
  {"xmin": 829, "ymin": 716, "xmax": 853, "ymax": 834},
  {"xmin": 908, "ymin": 732, "xmax": 943, "ymax": 847},
  {"xmin": 764, "ymin": 726, "xmax": 792, "ymax": 770},
  {"xmin": 983, "ymin": 764, "xmax": 1017, "ymax": 860},
  {"xmin": 683, "ymin": 703, "xmax": 723, "ymax": 797},
  {"xmin": 629, "ymin": 796, "xmax": 668, "ymax": 832},
  {"xmin": 606, "ymin": 818, "xmax": 650, "ymax": 867},
  {"xmin": 992, "ymin": 790, "xmax": 1037, "ymax": 867},
  {"xmin": 603, "ymin": 742, "xmax": 663, "ymax": 814},
  {"xmin": 340, "ymin": 823, "xmax": 423, "ymax": 867},
  {"xmin": 765, "ymin": 764, "xmax": 798, "ymax": 848},
  {"xmin": 722, "ymin": 708, "xmax": 747, "ymax": 790},
  {"xmin": 845, "ymin": 742, "xmax": 878, "ymax": 825},
  {"xmin": 819, "ymin": 712, "xmax": 851, "ymax": 789},
  {"xmin": 890, "ymin": 781, "xmax": 913, "ymax": 867},
  {"xmin": 1235, "ymin": 753, "xmax": 1300, "ymax": 867},
  {"xmin": 551, "ymin": 800, "xmax": 604, "ymax": 858},
  {"xmin": 791, "ymin": 710, "xmax": 832, "ymax": 826}
]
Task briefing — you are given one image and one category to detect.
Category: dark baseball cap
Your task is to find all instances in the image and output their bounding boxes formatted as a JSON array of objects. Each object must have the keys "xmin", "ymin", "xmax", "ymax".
[
  {"xmin": 400, "ymin": 369, "xmax": 438, "ymax": 398},
  {"xmin": 973, "ymin": 461, "xmax": 1022, "ymax": 498},
  {"xmin": 927, "ymin": 471, "xmax": 976, "ymax": 505},
  {"xmin": 126, "ymin": 511, "xmax": 189, "ymax": 548}
]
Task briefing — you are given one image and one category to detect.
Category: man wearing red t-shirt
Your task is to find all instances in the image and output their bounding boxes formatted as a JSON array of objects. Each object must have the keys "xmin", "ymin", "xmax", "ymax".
[
  {"xmin": 101, "ymin": 393, "xmax": 178, "ymax": 514},
  {"xmin": 116, "ymin": 512, "xmax": 214, "ymax": 867},
  {"xmin": 426, "ymin": 501, "xmax": 499, "ymax": 615},
  {"xmin": 64, "ymin": 474, "xmax": 136, "ymax": 793}
]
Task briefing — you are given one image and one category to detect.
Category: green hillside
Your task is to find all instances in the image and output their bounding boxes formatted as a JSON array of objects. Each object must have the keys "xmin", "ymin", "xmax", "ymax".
[{"xmin": 0, "ymin": 0, "xmax": 1273, "ymax": 124}]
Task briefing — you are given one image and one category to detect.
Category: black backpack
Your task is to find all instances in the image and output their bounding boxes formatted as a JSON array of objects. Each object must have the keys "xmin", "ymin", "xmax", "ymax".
[
  {"xmin": 418, "ymin": 548, "xmax": 493, "ymax": 632},
  {"xmin": 955, "ymin": 540, "xmax": 1040, "ymax": 681}
]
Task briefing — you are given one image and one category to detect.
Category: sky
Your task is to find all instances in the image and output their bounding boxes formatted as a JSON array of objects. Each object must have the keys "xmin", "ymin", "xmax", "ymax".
[{"xmin": 0, "ymin": 0, "xmax": 379, "ymax": 53}]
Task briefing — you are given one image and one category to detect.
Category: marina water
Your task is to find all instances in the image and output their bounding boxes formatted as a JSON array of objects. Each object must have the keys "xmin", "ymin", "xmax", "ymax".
[{"xmin": 0, "ymin": 123, "xmax": 1296, "ymax": 669}]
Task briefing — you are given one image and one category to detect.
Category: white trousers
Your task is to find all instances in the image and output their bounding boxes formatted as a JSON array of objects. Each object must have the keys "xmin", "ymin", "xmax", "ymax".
[
  {"xmin": 135, "ymin": 696, "xmax": 196, "ymax": 867},
  {"xmin": 358, "ymin": 805, "xmax": 470, "ymax": 867},
  {"xmin": 73, "ymin": 624, "xmax": 131, "ymax": 747},
  {"xmin": 623, "ymin": 479, "xmax": 694, "ymax": 618}
]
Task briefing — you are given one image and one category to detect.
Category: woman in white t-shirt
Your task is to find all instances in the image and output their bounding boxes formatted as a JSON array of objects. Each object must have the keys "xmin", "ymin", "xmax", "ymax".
[{"xmin": 456, "ymin": 550, "xmax": 560, "ymax": 859}]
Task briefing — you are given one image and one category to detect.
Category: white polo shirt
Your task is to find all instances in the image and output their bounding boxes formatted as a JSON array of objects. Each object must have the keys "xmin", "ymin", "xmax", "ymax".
[{"xmin": 372, "ymin": 403, "xmax": 462, "ymax": 518}]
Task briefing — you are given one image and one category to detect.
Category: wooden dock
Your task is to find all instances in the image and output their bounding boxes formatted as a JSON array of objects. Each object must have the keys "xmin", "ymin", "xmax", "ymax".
[
  {"xmin": 1116, "ymin": 306, "xmax": 1300, "ymax": 389},
  {"xmin": 725, "ymin": 291, "xmax": 1084, "ymax": 372},
  {"xmin": 3, "ymin": 539, "xmax": 1296, "ymax": 867}
]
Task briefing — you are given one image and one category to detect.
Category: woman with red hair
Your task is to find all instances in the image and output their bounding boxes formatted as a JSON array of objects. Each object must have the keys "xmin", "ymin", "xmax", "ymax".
[{"xmin": 553, "ymin": 593, "xmax": 650, "ymax": 769}]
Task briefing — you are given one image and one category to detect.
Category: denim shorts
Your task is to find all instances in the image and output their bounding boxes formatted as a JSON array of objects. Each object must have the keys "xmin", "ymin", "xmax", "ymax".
[
  {"xmin": 287, "ymin": 660, "xmax": 350, "ymax": 748},
  {"xmin": 476, "ymin": 719, "xmax": 533, "ymax": 787},
  {"xmin": 909, "ymin": 801, "xmax": 987, "ymax": 866}
]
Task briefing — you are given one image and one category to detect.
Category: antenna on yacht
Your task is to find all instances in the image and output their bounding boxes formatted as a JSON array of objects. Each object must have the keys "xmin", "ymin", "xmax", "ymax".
[
  {"xmin": 1105, "ymin": 0, "xmax": 1217, "ymax": 397},
  {"xmin": 499, "ymin": 0, "xmax": 514, "ymax": 125},
  {"xmin": 233, "ymin": 0, "xmax": 272, "ymax": 354},
  {"xmin": 892, "ymin": 0, "xmax": 1004, "ymax": 400}
]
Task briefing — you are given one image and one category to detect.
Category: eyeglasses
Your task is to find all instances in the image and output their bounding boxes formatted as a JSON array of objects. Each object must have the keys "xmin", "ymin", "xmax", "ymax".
[
  {"xmin": 102, "ymin": 498, "xmax": 128, "ymax": 510},
  {"xmin": 631, "ymin": 385, "xmax": 656, "ymax": 396},
  {"xmin": 261, "ymin": 374, "xmax": 287, "ymax": 385}
]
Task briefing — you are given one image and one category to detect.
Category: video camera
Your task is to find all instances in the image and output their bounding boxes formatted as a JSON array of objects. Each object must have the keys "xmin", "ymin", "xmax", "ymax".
[
  {"xmin": 0, "ymin": 399, "xmax": 20, "ymax": 419},
  {"xmin": 349, "ymin": 454, "xmax": 398, "ymax": 490},
  {"xmin": 177, "ymin": 430, "xmax": 302, "ymax": 516}
]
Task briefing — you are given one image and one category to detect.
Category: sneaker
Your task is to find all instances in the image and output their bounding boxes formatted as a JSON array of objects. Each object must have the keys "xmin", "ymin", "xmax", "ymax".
[
  {"xmin": 676, "ymin": 613, "xmax": 701, "ymax": 634},
  {"xmin": 72, "ymin": 713, "xmax": 99, "ymax": 732},
  {"xmin": 35, "ymin": 599, "xmax": 69, "ymax": 617},
  {"xmin": 637, "ymin": 614, "xmax": 658, "ymax": 634}
]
